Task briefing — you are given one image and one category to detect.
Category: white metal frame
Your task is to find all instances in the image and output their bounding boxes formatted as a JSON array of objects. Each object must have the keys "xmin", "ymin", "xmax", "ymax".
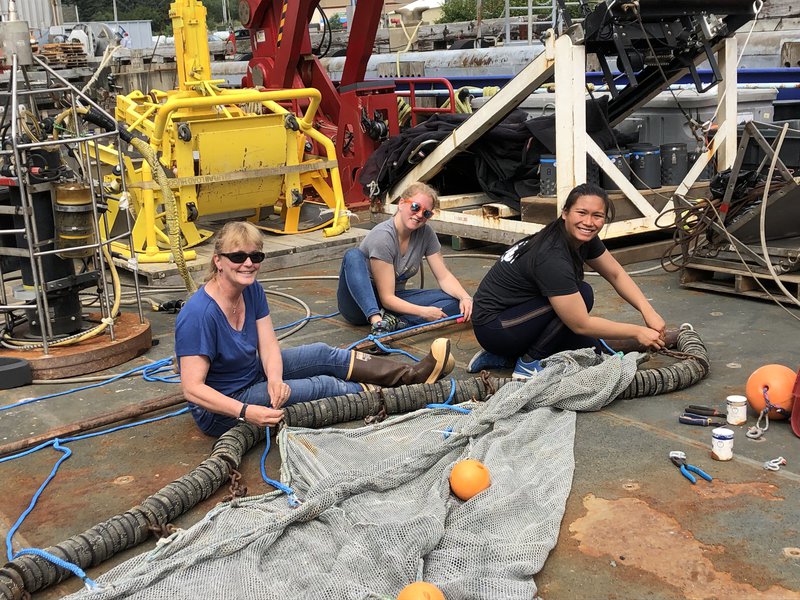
[{"xmin": 383, "ymin": 29, "xmax": 739, "ymax": 243}]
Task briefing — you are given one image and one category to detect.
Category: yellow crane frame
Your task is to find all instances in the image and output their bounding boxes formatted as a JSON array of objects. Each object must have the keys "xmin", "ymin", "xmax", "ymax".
[{"xmin": 99, "ymin": 0, "xmax": 349, "ymax": 263}]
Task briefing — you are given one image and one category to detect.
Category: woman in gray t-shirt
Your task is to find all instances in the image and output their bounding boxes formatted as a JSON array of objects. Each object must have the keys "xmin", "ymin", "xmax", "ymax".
[{"xmin": 337, "ymin": 182, "xmax": 473, "ymax": 335}]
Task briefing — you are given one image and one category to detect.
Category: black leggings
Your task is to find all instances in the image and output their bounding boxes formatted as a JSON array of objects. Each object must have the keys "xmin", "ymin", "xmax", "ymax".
[{"xmin": 473, "ymin": 281, "xmax": 597, "ymax": 360}]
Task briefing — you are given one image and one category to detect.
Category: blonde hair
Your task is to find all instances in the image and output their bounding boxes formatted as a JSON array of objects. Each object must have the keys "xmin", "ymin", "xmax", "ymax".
[
  {"xmin": 204, "ymin": 221, "xmax": 264, "ymax": 282},
  {"xmin": 398, "ymin": 181, "xmax": 439, "ymax": 209}
]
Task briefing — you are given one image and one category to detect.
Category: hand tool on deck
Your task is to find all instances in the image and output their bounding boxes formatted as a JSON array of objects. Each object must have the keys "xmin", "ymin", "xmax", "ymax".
[
  {"xmin": 669, "ymin": 451, "xmax": 713, "ymax": 484},
  {"xmin": 685, "ymin": 405, "xmax": 726, "ymax": 418},
  {"xmin": 678, "ymin": 413, "xmax": 726, "ymax": 427},
  {"xmin": 679, "ymin": 405, "xmax": 727, "ymax": 426}
]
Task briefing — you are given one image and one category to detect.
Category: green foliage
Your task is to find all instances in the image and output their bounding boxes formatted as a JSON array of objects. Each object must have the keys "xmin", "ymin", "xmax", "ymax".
[
  {"xmin": 438, "ymin": 0, "xmax": 504, "ymax": 22},
  {"xmin": 67, "ymin": 0, "xmax": 197, "ymax": 34},
  {"xmin": 327, "ymin": 14, "xmax": 346, "ymax": 32},
  {"xmin": 437, "ymin": 0, "xmax": 560, "ymax": 23}
]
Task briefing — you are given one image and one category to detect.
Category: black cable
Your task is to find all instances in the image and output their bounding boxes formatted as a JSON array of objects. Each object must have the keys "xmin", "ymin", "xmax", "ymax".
[
  {"xmin": 0, "ymin": 424, "xmax": 265, "ymax": 600},
  {"xmin": 632, "ymin": 7, "xmax": 705, "ymax": 148},
  {"xmin": 315, "ymin": 7, "xmax": 333, "ymax": 58},
  {"xmin": 286, "ymin": 328, "xmax": 711, "ymax": 430}
]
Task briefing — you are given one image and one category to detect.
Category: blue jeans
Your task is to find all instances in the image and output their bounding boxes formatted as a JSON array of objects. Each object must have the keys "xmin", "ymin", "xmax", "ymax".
[
  {"xmin": 337, "ymin": 247, "xmax": 461, "ymax": 326},
  {"xmin": 472, "ymin": 281, "xmax": 598, "ymax": 360},
  {"xmin": 190, "ymin": 342, "xmax": 362, "ymax": 436}
]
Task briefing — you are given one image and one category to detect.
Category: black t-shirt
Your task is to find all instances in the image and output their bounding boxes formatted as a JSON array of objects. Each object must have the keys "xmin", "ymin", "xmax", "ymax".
[{"xmin": 473, "ymin": 227, "xmax": 606, "ymax": 326}]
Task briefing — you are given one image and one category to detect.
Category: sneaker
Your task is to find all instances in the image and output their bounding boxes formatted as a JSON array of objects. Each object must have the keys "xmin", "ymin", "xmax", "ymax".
[
  {"xmin": 370, "ymin": 311, "xmax": 407, "ymax": 336},
  {"xmin": 467, "ymin": 349, "xmax": 512, "ymax": 373},
  {"xmin": 512, "ymin": 357, "xmax": 543, "ymax": 381}
]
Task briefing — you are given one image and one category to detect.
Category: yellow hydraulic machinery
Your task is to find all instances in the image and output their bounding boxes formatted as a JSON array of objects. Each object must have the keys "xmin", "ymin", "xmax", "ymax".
[{"xmin": 100, "ymin": 0, "xmax": 350, "ymax": 264}]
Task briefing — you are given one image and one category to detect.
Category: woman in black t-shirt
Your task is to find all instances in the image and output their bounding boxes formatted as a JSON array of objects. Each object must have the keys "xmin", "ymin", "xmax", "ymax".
[{"xmin": 469, "ymin": 183, "xmax": 667, "ymax": 380}]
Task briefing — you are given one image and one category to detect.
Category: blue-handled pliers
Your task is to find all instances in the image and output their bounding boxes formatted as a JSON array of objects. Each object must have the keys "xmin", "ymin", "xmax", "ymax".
[{"xmin": 669, "ymin": 451, "xmax": 713, "ymax": 484}]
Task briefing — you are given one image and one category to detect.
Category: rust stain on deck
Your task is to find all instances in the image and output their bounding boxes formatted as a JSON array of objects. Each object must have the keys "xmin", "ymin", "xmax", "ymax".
[
  {"xmin": 570, "ymin": 494, "xmax": 800, "ymax": 600},
  {"xmin": 690, "ymin": 481, "xmax": 782, "ymax": 501}
]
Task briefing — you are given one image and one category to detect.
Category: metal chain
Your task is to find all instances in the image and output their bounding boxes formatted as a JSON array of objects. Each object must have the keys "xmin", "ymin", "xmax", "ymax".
[
  {"xmin": 222, "ymin": 468, "xmax": 248, "ymax": 503},
  {"xmin": 479, "ymin": 371, "xmax": 497, "ymax": 397},
  {"xmin": 148, "ymin": 523, "xmax": 178, "ymax": 539}
]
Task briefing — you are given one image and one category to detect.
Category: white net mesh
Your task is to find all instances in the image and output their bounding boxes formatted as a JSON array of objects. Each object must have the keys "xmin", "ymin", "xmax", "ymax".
[{"xmin": 65, "ymin": 349, "xmax": 638, "ymax": 600}]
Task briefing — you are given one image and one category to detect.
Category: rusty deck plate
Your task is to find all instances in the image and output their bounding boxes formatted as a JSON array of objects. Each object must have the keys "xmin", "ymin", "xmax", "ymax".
[{"xmin": 0, "ymin": 313, "xmax": 152, "ymax": 380}]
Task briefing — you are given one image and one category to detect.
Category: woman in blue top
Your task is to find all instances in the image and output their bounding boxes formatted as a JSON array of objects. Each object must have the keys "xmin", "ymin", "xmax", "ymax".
[
  {"xmin": 469, "ymin": 183, "xmax": 667, "ymax": 380},
  {"xmin": 337, "ymin": 182, "xmax": 473, "ymax": 335},
  {"xmin": 176, "ymin": 221, "xmax": 454, "ymax": 436}
]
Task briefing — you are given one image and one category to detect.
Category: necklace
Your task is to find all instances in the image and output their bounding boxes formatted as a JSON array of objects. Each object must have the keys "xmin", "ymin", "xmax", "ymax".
[{"xmin": 214, "ymin": 277, "xmax": 242, "ymax": 316}]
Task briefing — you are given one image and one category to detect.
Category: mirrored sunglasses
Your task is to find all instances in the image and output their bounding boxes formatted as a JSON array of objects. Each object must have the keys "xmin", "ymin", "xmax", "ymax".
[
  {"xmin": 219, "ymin": 251, "xmax": 266, "ymax": 264},
  {"xmin": 409, "ymin": 202, "xmax": 434, "ymax": 219}
]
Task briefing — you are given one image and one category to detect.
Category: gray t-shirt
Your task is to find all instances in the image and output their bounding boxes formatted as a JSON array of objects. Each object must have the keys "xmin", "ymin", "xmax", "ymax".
[{"xmin": 359, "ymin": 218, "xmax": 441, "ymax": 290}]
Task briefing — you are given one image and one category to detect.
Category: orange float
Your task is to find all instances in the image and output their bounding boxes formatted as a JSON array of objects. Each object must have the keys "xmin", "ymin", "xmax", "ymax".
[
  {"xmin": 397, "ymin": 581, "xmax": 445, "ymax": 600},
  {"xmin": 745, "ymin": 364, "xmax": 796, "ymax": 419},
  {"xmin": 449, "ymin": 458, "xmax": 491, "ymax": 501}
]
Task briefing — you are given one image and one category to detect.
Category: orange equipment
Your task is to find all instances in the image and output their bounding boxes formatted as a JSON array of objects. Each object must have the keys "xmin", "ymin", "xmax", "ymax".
[
  {"xmin": 449, "ymin": 458, "xmax": 491, "ymax": 501},
  {"xmin": 745, "ymin": 364, "xmax": 796, "ymax": 419},
  {"xmin": 397, "ymin": 581, "xmax": 446, "ymax": 600}
]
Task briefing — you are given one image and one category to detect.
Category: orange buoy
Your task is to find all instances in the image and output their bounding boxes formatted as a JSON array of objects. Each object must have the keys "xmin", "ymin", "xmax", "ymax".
[
  {"xmin": 745, "ymin": 364, "xmax": 796, "ymax": 419},
  {"xmin": 397, "ymin": 581, "xmax": 445, "ymax": 600},
  {"xmin": 449, "ymin": 458, "xmax": 491, "ymax": 501}
]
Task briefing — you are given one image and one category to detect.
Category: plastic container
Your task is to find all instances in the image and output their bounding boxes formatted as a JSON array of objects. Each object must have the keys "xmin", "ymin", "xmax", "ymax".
[
  {"xmin": 628, "ymin": 143, "xmax": 661, "ymax": 189},
  {"xmin": 726, "ymin": 395, "xmax": 748, "ymax": 426},
  {"xmin": 473, "ymin": 89, "xmax": 777, "ymax": 148},
  {"xmin": 688, "ymin": 150, "xmax": 714, "ymax": 181},
  {"xmin": 538, "ymin": 155, "xmax": 556, "ymax": 197},
  {"xmin": 711, "ymin": 427, "xmax": 734, "ymax": 461},
  {"xmin": 602, "ymin": 150, "xmax": 630, "ymax": 191},
  {"xmin": 660, "ymin": 143, "xmax": 688, "ymax": 186}
]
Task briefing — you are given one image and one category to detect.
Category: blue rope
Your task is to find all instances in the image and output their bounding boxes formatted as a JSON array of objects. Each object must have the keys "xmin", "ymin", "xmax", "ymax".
[
  {"xmin": 425, "ymin": 404, "xmax": 471, "ymax": 414},
  {"xmin": 598, "ymin": 338, "xmax": 622, "ymax": 356},
  {"xmin": 141, "ymin": 360, "xmax": 181, "ymax": 383},
  {"xmin": 444, "ymin": 378, "xmax": 456, "ymax": 404},
  {"xmin": 0, "ymin": 357, "xmax": 178, "ymax": 412},
  {"xmin": 274, "ymin": 312, "xmax": 340, "ymax": 332},
  {"xmin": 426, "ymin": 379, "xmax": 469, "ymax": 412},
  {"xmin": 3, "ymin": 408, "xmax": 189, "ymax": 571},
  {"xmin": 5, "ymin": 439, "xmax": 72, "ymax": 561},
  {"xmin": 345, "ymin": 313, "xmax": 463, "ymax": 351},
  {"xmin": 371, "ymin": 337, "xmax": 417, "ymax": 360},
  {"xmin": 0, "ymin": 408, "xmax": 189, "ymax": 465},
  {"xmin": 260, "ymin": 430, "xmax": 299, "ymax": 507},
  {"xmin": 12, "ymin": 547, "xmax": 97, "ymax": 589}
]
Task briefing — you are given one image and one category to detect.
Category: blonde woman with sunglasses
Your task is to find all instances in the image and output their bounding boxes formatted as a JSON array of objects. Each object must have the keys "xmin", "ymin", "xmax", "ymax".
[
  {"xmin": 176, "ymin": 221, "xmax": 455, "ymax": 436},
  {"xmin": 337, "ymin": 182, "xmax": 473, "ymax": 335}
]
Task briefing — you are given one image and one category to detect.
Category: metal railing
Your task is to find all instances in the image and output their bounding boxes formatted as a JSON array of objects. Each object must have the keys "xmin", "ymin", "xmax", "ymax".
[
  {"xmin": 0, "ymin": 52, "xmax": 143, "ymax": 353},
  {"xmin": 502, "ymin": 0, "xmax": 588, "ymax": 44}
]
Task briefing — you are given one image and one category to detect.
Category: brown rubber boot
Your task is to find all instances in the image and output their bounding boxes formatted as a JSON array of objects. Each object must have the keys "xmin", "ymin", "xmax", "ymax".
[
  {"xmin": 604, "ymin": 327, "xmax": 680, "ymax": 353},
  {"xmin": 347, "ymin": 338, "xmax": 454, "ymax": 387}
]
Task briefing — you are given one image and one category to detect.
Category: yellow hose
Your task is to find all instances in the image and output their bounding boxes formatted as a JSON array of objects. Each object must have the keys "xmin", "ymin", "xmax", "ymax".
[
  {"xmin": 3, "ymin": 246, "xmax": 122, "ymax": 349},
  {"xmin": 131, "ymin": 138, "xmax": 197, "ymax": 293},
  {"xmin": 440, "ymin": 87, "xmax": 475, "ymax": 115}
]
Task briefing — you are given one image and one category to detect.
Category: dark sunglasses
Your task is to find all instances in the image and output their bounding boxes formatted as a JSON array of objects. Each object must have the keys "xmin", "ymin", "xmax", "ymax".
[
  {"xmin": 408, "ymin": 201, "xmax": 434, "ymax": 219},
  {"xmin": 219, "ymin": 251, "xmax": 266, "ymax": 264}
]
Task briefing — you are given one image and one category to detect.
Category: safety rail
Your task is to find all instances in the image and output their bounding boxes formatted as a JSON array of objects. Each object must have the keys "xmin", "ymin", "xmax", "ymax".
[{"xmin": 394, "ymin": 77, "xmax": 458, "ymax": 127}]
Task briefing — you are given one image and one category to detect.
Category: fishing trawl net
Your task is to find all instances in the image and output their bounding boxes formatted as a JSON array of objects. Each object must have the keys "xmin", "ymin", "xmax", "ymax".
[{"xmin": 66, "ymin": 349, "xmax": 638, "ymax": 600}]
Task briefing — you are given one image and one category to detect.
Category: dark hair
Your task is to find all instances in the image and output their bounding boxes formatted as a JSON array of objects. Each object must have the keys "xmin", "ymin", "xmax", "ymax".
[
  {"xmin": 509, "ymin": 183, "xmax": 613, "ymax": 276},
  {"xmin": 562, "ymin": 182, "xmax": 613, "ymax": 221}
]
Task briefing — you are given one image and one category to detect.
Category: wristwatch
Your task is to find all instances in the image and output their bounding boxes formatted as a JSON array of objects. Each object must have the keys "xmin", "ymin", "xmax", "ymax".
[{"xmin": 237, "ymin": 403, "xmax": 248, "ymax": 423}]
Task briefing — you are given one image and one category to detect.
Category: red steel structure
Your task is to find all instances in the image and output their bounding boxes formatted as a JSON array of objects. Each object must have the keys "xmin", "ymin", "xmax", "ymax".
[{"xmin": 238, "ymin": 0, "xmax": 400, "ymax": 208}]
